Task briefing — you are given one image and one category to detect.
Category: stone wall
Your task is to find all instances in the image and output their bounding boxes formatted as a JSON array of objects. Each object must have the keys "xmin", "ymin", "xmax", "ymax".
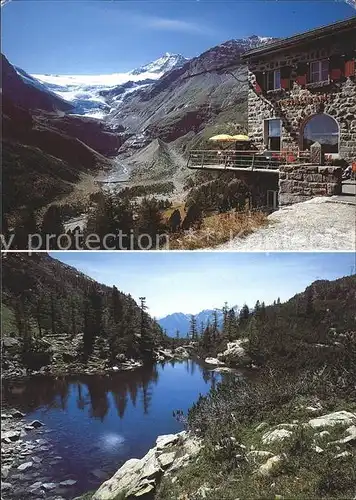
[
  {"xmin": 247, "ymin": 32, "xmax": 356, "ymax": 163},
  {"xmin": 279, "ymin": 164, "xmax": 342, "ymax": 206}
]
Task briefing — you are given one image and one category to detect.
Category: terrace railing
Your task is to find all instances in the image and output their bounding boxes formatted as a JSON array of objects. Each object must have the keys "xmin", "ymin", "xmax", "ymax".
[{"xmin": 187, "ymin": 149, "xmax": 311, "ymax": 172}]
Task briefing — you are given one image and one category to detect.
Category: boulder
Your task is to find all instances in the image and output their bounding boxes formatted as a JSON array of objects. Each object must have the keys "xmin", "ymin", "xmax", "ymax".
[
  {"xmin": 156, "ymin": 434, "xmax": 179, "ymax": 450},
  {"xmin": 28, "ymin": 420, "xmax": 44, "ymax": 429},
  {"xmin": 18, "ymin": 461, "xmax": 33, "ymax": 471},
  {"xmin": 11, "ymin": 410, "xmax": 25, "ymax": 418},
  {"xmin": 42, "ymin": 483, "xmax": 57, "ymax": 490},
  {"xmin": 204, "ymin": 357, "xmax": 224, "ymax": 366},
  {"xmin": 2, "ymin": 430, "xmax": 21, "ymax": 442},
  {"xmin": 335, "ymin": 450, "xmax": 352, "ymax": 459},
  {"xmin": 128, "ymin": 480, "xmax": 155, "ymax": 497},
  {"xmin": 308, "ymin": 411, "xmax": 356, "ymax": 429},
  {"xmin": 331, "ymin": 425, "xmax": 356, "ymax": 445},
  {"xmin": 262, "ymin": 429, "xmax": 293, "ymax": 445},
  {"xmin": 217, "ymin": 339, "xmax": 250, "ymax": 366},
  {"xmin": 174, "ymin": 347, "xmax": 190, "ymax": 359},
  {"xmin": 92, "ymin": 431, "xmax": 200, "ymax": 500},
  {"xmin": 1, "ymin": 482, "xmax": 13, "ymax": 492},
  {"xmin": 158, "ymin": 452, "xmax": 176, "ymax": 469},
  {"xmin": 59, "ymin": 479, "xmax": 77, "ymax": 487},
  {"xmin": 258, "ymin": 455, "xmax": 285, "ymax": 476}
]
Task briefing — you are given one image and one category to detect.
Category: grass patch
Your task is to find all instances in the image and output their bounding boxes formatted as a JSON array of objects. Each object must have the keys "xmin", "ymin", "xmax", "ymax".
[{"xmin": 169, "ymin": 210, "xmax": 268, "ymax": 249}]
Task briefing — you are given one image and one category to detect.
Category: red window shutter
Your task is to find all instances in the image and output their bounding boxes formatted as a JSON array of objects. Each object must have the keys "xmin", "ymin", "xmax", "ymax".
[
  {"xmin": 345, "ymin": 60, "xmax": 355, "ymax": 77},
  {"xmin": 296, "ymin": 75, "xmax": 306, "ymax": 86},
  {"xmin": 330, "ymin": 68, "xmax": 342, "ymax": 81},
  {"xmin": 281, "ymin": 79, "xmax": 289, "ymax": 89},
  {"xmin": 280, "ymin": 66, "xmax": 291, "ymax": 90},
  {"xmin": 296, "ymin": 63, "xmax": 308, "ymax": 87},
  {"xmin": 254, "ymin": 72, "xmax": 264, "ymax": 94},
  {"xmin": 329, "ymin": 55, "xmax": 344, "ymax": 81},
  {"xmin": 255, "ymin": 82, "xmax": 262, "ymax": 94}
]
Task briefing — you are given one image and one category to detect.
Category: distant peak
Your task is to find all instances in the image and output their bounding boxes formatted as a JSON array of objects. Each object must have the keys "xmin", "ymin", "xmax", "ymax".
[{"xmin": 130, "ymin": 53, "xmax": 189, "ymax": 77}]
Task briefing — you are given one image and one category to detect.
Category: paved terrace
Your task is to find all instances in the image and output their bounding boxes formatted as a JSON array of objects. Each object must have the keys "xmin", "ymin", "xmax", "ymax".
[{"xmin": 216, "ymin": 196, "xmax": 355, "ymax": 251}]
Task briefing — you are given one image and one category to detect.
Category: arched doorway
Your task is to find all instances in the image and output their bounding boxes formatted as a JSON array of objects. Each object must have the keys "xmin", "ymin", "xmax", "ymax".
[{"xmin": 302, "ymin": 114, "xmax": 339, "ymax": 153}]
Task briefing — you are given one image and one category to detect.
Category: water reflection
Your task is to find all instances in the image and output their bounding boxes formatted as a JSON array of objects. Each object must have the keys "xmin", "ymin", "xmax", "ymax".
[
  {"xmin": 2, "ymin": 360, "xmax": 220, "ymax": 423},
  {"xmin": 1, "ymin": 360, "xmax": 224, "ymax": 500}
]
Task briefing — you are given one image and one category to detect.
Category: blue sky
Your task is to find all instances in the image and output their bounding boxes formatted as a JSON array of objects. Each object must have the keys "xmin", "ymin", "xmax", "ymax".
[
  {"xmin": 2, "ymin": 1, "xmax": 355, "ymax": 74},
  {"xmin": 49, "ymin": 252, "xmax": 355, "ymax": 318}
]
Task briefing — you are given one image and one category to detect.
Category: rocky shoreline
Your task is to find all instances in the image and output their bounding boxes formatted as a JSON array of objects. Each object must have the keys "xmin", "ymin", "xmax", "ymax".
[
  {"xmin": 1, "ymin": 410, "xmax": 80, "ymax": 500},
  {"xmin": 82, "ymin": 431, "xmax": 201, "ymax": 500},
  {"xmin": 1, "ymin": 346, "xmax": 192, "ymax": 380}
]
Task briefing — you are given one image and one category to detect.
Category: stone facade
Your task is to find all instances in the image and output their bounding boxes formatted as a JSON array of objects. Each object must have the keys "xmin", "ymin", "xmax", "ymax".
[
  {"xmin": 279, "ymin": 164, "xmax": 342, "ymax": 206},
  {"xmin": 245, "ymin": 22, "xmax": 356, "ymax": 163}
]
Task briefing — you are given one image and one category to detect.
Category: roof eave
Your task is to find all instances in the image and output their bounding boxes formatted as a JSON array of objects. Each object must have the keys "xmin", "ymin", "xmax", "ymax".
[{"xmin": 241, "ymin": 16, "xmax": 356, "ymax": 60}]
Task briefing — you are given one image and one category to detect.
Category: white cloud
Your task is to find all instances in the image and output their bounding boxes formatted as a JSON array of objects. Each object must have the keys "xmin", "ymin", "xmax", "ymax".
[
  {"xmin": 126, "ymin": 12, "xmax": 214, "ymax": 36},
  {"xmin": 146, "ymin": 16, "xmax": 210, "ymax": 34}
]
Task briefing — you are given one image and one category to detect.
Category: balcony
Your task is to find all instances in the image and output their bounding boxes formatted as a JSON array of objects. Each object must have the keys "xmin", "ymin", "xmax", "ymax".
[{"xmin": 187, "ymin": 149, "xmax": 311, "ymax": 173}]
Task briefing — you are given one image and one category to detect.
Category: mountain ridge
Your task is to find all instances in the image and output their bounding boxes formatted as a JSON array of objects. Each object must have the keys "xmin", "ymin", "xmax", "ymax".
[{"xmin": 158, "ymin": 307, "xmax": 239, "ymax": 337}]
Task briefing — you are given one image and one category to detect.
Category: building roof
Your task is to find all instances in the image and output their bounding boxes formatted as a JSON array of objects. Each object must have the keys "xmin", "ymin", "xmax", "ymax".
[{"xmin": 241, "ymin": 16, "xmax": 356, "ymax": 60}]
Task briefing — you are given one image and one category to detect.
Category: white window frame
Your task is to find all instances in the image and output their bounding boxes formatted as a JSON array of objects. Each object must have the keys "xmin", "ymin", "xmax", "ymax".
[
  {"xmin": 266, "ymin": 69, "xmax": 281, "ymax": 90},
  {"xmin": 309, "ymin": 60, "xmax": 329, "ymax": 83},
  {"xmin": 264, "ymin": 118, "xmax": 282, "ymax": 151}
]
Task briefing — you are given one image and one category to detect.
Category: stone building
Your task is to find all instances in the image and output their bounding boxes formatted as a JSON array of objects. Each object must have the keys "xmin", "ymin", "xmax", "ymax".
[{"xmin": 241, "ymin": 17, "xmax": 356, "ymax": 163}]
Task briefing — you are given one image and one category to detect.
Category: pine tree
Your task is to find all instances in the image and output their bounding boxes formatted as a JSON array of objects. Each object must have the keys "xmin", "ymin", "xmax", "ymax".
[
  {"xmin": 50, "ymin": 294, "xmax": 57, "ymax": 335},
  {"xmin": 239, "ymin": 304, "xmax": 250, "ymax": 325},
  {"xmin": 222, "ymin": 302, "xmax": 229, "ymax": 335},
  {"xmin": 168, "ymin": 209, "xmax": 181, "ymax": 233},
  {"xmin": 227, "ymin": 307, "xmax": 237, "ymax": 340},
  {"xmin": 83, "ymin": 285, "xmax": 103, "ymax": 356},
  {"xmin": 203, "ymin": 322, "xmax": 212, "ymax": 350},
  {"xmin": 139, "ymin": 297, "xmax": 154, "ymax": 360},
  {"xmin": 212, "ymin": 309, "xmax": 219, "ymax": 343},
  {"xmin": 111, "ymin": 286, "xmax": 123, "ymax": 324},
  {"xmin": 189, "ymin": 315, "xmax": 197, "ymax": 340}
]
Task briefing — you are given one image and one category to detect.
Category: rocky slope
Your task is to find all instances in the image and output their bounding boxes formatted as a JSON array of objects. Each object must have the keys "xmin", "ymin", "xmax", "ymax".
[
  {"xmin": 2, "ymin": 55, "xmax": 126, "ymax": 219},
  {"xmin": 2, "ymin": 54, "xmax": 73, "ymax": 113}
]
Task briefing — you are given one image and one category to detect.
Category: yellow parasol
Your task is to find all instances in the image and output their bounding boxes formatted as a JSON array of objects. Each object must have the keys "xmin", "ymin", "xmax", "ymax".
[
  {"xmin": 208, "ymin": 134, "xmax": 235, "ymax": 142},
  {"xmin": 231, "ymin": 134, "xmax": 250, "ymax": 141}
]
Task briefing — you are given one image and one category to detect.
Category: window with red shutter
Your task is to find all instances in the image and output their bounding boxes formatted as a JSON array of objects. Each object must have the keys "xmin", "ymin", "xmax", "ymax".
[
  {"xmin": 345, "ymin": 60, "xmax": 355, "ymax": 78},
  {"xmin": 310, "ymin": 60, "xmax": 329, "ymax": 83}
]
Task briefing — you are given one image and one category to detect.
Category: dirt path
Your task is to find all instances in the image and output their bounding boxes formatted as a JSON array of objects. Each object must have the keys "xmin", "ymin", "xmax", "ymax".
[{"xmin": 216, "ymin": 197, "xmax": 355, "ymax": 251}]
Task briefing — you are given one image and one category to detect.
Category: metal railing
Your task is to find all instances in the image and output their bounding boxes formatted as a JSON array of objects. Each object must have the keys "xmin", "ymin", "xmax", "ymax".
[{"xmin": 187, "ymin": 149, "xmax": 311, "ymax": 172}]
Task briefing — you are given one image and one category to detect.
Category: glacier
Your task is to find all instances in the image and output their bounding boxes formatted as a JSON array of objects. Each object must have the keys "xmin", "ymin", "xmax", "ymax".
[{"xmin": 30, "ymin": 53, "xmax": 189, "ymax": 118}]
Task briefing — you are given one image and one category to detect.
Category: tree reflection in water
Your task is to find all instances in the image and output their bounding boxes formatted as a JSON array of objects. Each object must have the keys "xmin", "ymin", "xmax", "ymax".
[
  {"xmin": 2, "ymin": 363, "xmax": 161, "ymax": 421},
  {"xmin": 1, "ymin": 361, "xmax": 225, "ymax": 422}
]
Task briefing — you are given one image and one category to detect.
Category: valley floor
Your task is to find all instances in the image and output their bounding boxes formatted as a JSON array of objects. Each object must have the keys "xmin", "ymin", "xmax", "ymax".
[{"xmin": 217, "ymin": 197, "xmax": 356, "ymax": 251}]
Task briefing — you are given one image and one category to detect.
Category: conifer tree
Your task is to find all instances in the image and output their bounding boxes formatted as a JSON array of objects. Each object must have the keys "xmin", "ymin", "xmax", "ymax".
[
  {"xmin": 212, "ymin": 309, "xmax": 219, "ymax": 343},
  {"xmin": 189, "ymin": 315, "xmax": 198, "ymax": 340},
  {"xmin": 83, "ymin": 285, "xmax": 103, "ymax": 356}
]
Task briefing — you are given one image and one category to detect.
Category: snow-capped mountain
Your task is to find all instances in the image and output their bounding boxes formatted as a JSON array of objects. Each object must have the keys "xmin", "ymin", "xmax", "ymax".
[
  {"xmin": 30, "ymin": 53, "xmax": 188, "ymax": 119},
  {"xmin": 158, "ymin": 307, "xmax": 239, "ymax": 338},
  {"xmin": 130, "ymin": 53, "xmax": 188, "ymax": 76}
]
